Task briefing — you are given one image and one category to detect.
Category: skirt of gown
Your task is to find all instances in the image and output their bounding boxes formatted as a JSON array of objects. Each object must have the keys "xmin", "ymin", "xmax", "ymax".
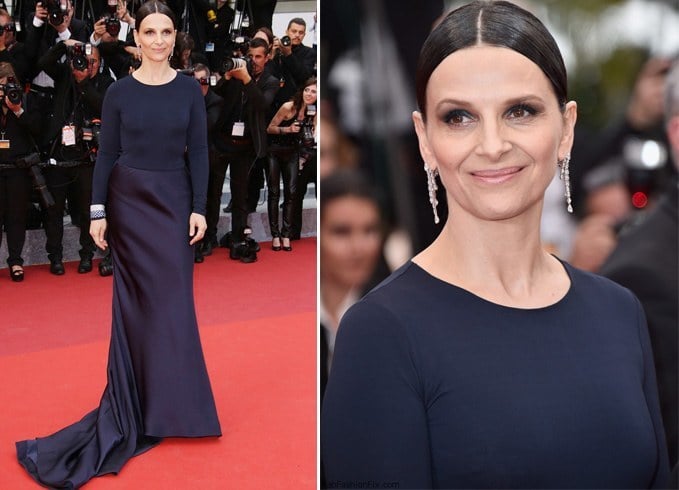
[{"xmin": 16, "ymin": 164, "xmax": 221, "ymax": 489}]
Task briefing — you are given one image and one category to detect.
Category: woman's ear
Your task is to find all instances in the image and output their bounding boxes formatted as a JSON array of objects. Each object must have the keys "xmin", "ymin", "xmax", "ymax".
[
  {"xmin": 412, "ymin": 111, "xmax": 438, "ymax": 172},
  {"xmin": 558, "ymin": 101, "xmax": 578, "ymax": 160}
]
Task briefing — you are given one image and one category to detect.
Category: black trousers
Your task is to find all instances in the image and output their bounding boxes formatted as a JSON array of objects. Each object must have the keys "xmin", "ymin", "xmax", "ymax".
[
  {"xmin": 44, "ymin": 164, "xmax": 95, "ymax": 262},
  {"xmin": 206, "ymin": 147, "xmax": 255, "ymax": 243},
  {"xmin": 266, "ymin": 149, "xmax": 299, "ymax": 238},
  {"xmin": 292, "ymin": 152, "xmax": 316, "ymax": 239},
  {"xmin": 0, "ymin": 168, "xmax": 31, "ymax": 267},
  {"xmin": 247, "ymin": 157, "xmax": 266, "ymax": 212}
]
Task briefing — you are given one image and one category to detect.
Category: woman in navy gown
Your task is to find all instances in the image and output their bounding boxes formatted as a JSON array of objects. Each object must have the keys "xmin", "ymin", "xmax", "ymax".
[
  {"xmin": 16, "ymin": 2, "xmax": 221, "ymax": 487},
  {"xmin": 321, "ymin": 1, "xmax": 670, "ymax": 488}
]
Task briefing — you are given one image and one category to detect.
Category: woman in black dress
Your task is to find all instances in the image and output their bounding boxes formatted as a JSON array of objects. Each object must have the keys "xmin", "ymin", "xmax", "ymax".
[
  {"xmin": 265, "ymin": 77, "xmax": 317, "ymax": 252},
  {"xmin": 16, "ymin": 2, "xmax": 221, "ymax": 487},
  {"xmin": 321, "ymin": 1, "xmax": 670, "ymax": 488}
]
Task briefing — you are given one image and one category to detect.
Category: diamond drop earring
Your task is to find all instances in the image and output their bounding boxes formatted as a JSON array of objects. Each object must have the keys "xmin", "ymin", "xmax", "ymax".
[
  {"xmin": 424, "ymin": 163, "xmax": 440, "ymax": 224},
  {"xmin": 558, "ymin": 154, "xmax": 573, "ymax": 214}
]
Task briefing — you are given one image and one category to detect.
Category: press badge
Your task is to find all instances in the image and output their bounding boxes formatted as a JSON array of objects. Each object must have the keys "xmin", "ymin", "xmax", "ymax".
[
  {"xmin": 62, "ymin": 125, "xmax": 76, "ymax": 146},
  {"xmin": 232, "ymin": 122, "xmax": 245, "ymax": 137},
  {"xmin": 0, "ymin": 132, "xmax": 10, "ymax": 149},
  {"xmin": 205, "ymin": 42, "xmax": 215, "ymax": 53}
]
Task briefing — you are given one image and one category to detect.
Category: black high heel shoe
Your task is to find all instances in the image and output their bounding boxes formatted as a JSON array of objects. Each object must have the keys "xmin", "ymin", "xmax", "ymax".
[
  {"xmin": 272, "ymin": 237, "xmax": 282, "ymax": 251},
  {"xmin": 10, "ymin": 265, "xmax": 24, "ymax": 282},
  {"xmin": 282, "ymin": 237, "xmax": 292, "ymax": 252}
]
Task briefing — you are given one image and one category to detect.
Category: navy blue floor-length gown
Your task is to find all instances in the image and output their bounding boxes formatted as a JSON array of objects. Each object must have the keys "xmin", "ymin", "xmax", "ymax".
[{"xmin": 16, "ymin": 74, "xmax": 221, "ymax": 488}]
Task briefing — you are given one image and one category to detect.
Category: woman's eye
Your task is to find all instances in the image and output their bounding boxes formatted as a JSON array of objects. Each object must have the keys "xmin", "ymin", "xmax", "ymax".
[
  {"xmin": 507, "ymin": 104, "xmax": 537, "ymax": 119},
  {"xmin": 444, "ymin": 110, "xmax": 472, "ymax": 125}
]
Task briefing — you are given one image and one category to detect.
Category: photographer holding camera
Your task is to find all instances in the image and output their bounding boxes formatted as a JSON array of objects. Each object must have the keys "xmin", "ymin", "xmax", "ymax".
[
  {"xmin": 209, "ymin": 37, "xmax": 278, "ymax": 263},
  {"xmin": 0, "ymin": 61, "xmax": 42, "ymax": 282},
  {"xmin": 190, "ymin": 62, "xmax": 223, "ymax": 263},
  {"xmin": 269, "ymin": 18, "xmax": 315, "ymax": 117},
  {"xmin": 265, "ymin": 77, "xmax": 316, "ymax": 252},
  {"xmin": 0, "ymin": 9, "xmax": 31, "ymax": 84},
  {"xmin": 38, "ymin": 39, "xmax": 113, "ymax": 275},
  {"xmin": 24, "ymin": 1, "xmax": 90, "ymax": 125}
]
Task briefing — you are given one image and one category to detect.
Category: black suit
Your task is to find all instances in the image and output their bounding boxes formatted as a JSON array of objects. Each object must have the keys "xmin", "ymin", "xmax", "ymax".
[
  {"xmin": 208, "ymin": 71, "xmax": 278, "ymax": 242},
  {"xmin": 600, "ymin": 180, "xmax": 678, "ymax": 475},
  {"xmin": 38, "ymin": 40, "xmax": 113, "ymax": 264}
]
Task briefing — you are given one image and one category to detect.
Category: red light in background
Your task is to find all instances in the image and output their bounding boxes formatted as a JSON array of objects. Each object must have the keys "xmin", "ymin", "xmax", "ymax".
[{"xmin": 632, "ymin": 191, "xmax": 648, "ymax": 209}]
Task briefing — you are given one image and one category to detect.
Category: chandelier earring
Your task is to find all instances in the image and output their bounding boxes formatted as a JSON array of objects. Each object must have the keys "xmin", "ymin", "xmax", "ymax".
[
  {"xmin": 558, "ymin": 154, "xmax": 573, "ymax": 214},
  {"xmin": 424, "ymin": 163, "xmax": 440, "ymax": 224}
]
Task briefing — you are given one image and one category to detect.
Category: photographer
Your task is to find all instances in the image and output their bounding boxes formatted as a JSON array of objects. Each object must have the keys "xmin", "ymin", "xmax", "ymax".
[
  {"xmin": 0, "ymin": 62, "xmax": 42, "ymax": 282},
  {"xmin": 209, "ymin": 37, "xmax": 278, "ymax": 263},
  {"xmin": 190, "ymin": 62, "xmax": 224, "ymax": 263},
  {"xmin": 38, "ymin": 40, "xmax": 112, "ymax": 275},
  {"xmin": 0, "ymin": 9, "xmax": 31, "ymax": 84},
  {"xmin": 269, "ymin": 17, "xmax": 315, "ymax": 117},
  {"xmin": 265, "ymin": 77, "xmax": 316, "ymax": 252},
  {"xmin": 202, "ymin": 0, "xmax": 235, "ymax": 74},
  {"xmin": 24, "ymin": 1, "xmax": 90, "ymax": 124}
]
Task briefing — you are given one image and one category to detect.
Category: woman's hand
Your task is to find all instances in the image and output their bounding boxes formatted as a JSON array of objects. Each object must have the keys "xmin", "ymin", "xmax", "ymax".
[
  {"xmin": 90, "ymin": 219, "xmax": 108, "ymax": 250},
  {"xmin": 189, "ymin": 213, "xmax": 207, "ymax": 245}
]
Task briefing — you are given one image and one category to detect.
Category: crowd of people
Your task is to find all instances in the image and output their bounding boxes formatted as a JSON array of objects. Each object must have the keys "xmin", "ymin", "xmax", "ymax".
[{"xmin": 0, "ymin": 0, "xmax": 317, "ymax": 280}]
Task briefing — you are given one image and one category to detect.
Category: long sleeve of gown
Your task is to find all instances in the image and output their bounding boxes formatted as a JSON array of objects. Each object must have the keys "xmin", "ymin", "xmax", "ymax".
[
  {"xmin": 92, "ymin": 84, "xmax": 121, "ymax": 206},
  {"xmin": 634, "ymin": 296, "xmax": 671, "ymax": 488},
  {"xmin": 186, "ymin": 83, "xmax": 208, "ymax": 215},
  {"xmin": 321, "ymin": 299, "xmax": 433, "ymax": 489}
]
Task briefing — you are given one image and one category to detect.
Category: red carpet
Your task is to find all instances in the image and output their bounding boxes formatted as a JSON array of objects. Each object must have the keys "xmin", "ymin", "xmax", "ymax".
[{"xmin": 0, "ymin": 239, "xmax": 317, "ymax": 489}]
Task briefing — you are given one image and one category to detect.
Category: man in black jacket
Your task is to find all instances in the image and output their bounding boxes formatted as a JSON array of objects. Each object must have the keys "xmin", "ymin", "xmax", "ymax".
[
  {"xmin": 601, "ymin": 60, "xmax": 679, "ymax": 483},
  {"xmin": 269, "ymin": 17, "xmax": 315, "ymax": 118},
  {"xmin": 39, "ymin": 40, "xmax": 113, "ymax": 275},
  {"xmin": 190, "ymin": 62, "xmax": 224, "ymax": 263},
  {"xmin": 210, "ymin": 37, "xmax": 278, "ymax": 263}
]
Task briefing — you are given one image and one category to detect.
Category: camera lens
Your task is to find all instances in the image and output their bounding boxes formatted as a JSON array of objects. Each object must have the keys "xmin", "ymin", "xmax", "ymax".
[
  {"xmin": 222, "ymin": 57, "xmax": 246, "ymax": 72},
  {"xmin": 106, "ymin": 17, "xmax": 120, "ymax": 37},
  {"xmin": 281, "ymin": 36, "xmax": 291, "ymax": 47}
]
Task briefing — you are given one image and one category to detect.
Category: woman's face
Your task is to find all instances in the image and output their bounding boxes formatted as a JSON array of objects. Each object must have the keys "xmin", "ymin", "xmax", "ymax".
[
  {"xmin": 413, "ymin": 45, "xmax": 577, "ymax": 222},
  {"xmin": 134, "ymin": 13, "xmax": 176, "ymax": 64},
  {"xmin": 321, "ymin": 196, "xmax": 381, "ymax": 290},
  {"xmin": 302, "ymin": 84, "xmax": 317, "ymax": 106}
]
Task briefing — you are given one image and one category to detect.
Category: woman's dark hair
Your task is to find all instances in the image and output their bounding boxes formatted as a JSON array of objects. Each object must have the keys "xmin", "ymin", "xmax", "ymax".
[
  {"xmin": 291, "ymin": 76, "xmax": 317, "ymax": 113},
  {"xmin": 416, "ymin": 0, "xmax": 567, "ymax": 118},
  {"xmin": 255, "ymin": 26, "xmax": 274, "ymax": 46},
  {"xmin": 135, "ymin": 0, "xmax": 177, "ymax": 30},
  {"xmin": 320, "ymin": 169, "xmax": 380, "ymax": 221}
]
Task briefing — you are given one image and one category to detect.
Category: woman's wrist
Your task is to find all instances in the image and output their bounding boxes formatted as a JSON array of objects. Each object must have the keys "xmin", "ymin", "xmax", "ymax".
[{"xmin": 90, "ymin": 204, "xmax": 106, "ymax": 220}]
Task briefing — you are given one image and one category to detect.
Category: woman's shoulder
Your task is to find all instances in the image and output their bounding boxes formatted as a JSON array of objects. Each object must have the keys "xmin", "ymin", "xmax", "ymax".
[
  {"xmin": 345, "ymin": 262, "xmax": 435, "ymax": 323},
  {"xmin": 564, "ymin": 260, "xmax": 637, "ymax": 301}
]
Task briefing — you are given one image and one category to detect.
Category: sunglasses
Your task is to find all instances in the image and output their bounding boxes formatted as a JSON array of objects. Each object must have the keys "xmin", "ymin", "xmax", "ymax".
[{"xmin": 196, "ymin": 77, "xmax": 209, "ymax": 86}]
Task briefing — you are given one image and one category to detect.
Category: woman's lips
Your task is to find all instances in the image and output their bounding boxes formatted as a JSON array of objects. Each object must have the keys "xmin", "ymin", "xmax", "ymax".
[{"xmin": 471, "ymin": 166, "xmax": 523, "ymax": 184}]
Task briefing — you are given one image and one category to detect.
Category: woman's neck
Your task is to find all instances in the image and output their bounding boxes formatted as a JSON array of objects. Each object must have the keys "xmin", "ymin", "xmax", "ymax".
[
  {"xmin": 413, "ymin": 202, "xmax": 568, "ymax": 307},
  {"xmin": 133, "ymin": 61, "xmax": 176, "ymax": 85}
]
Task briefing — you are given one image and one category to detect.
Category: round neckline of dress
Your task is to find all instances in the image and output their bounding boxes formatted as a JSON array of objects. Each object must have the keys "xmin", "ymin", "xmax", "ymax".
[
  {"xmin": 130, "ymin": 71, "xmax": 178, "ymax": 87},
  {"xmin": 407, "ymin": 257, "xmax": 574, "ymax": 312}
]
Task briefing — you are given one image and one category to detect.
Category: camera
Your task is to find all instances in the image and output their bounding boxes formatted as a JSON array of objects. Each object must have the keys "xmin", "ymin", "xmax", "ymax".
[
  {"xmin": 280, "ymin": 35, "xmax": 291, "ymax": 47},
  {"xmin": 82, "ymin": 118, "xmax": 102, "ymax": 163},
  {"xmin": 222, "ymin": 57, "xmax": 250, "ymax": 73},
  {"xmin": 81, "ymin": 118, "xmax": 101, "ymax": 144},
  {"xmin": 0, "ymin": 77, "xmax": 22, "ymax": 105},
  {"xmin": 623, "ymin": 138, "xmax": 668, "ymax": 209},
  {"xmin": 105, "ymin": 16, "xmax": 121, "ymax": 37},
  {"xmin": 299, "ymin": 105, "xmax": 316, "ymax": 148},
  {"xmin": 297, "ymin": 105, "xmax": 316, "ymax": 171},
  {"xmin": 67, "ymin": 43, "xmax": 90, "ymax": 71},
  {"xmin": 16, "ymin": 153, "xmax": 55, "ymax": 208},
  {"xmin": 44, "ymin": 0, "xmax": 67, "ymax": 26},
  {"xmin": 229, "ymin": 33, "xmax": 250, "ymax": 55}
]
